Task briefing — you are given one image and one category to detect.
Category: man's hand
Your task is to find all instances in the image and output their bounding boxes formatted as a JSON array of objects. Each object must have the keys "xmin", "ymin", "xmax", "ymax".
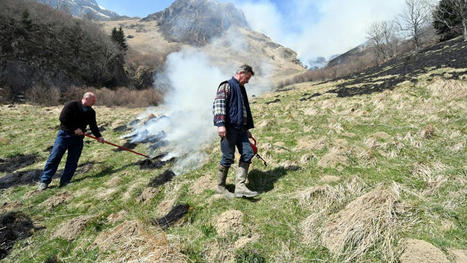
[
  {"xmin": 74, "ymin": 128, "xmax": 84, "ymax": 136},
  {"xmin": 97, "ymin": 137, "xmax": 105, "ymax": 143},
  {"xmin": 247, "ymin": 130, "xmax": 252, "ymax": 138},
  {"xmin": 218, "ymin": 126, "xmax": 226, "ymax": 137}
]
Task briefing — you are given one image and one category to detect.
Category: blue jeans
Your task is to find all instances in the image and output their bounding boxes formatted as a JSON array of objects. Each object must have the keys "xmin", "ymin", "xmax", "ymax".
[
  {"xmin": 41, "ymin": 130, "xmax": 83, "ymax": 186},
  {"xmin": 220, "ymin": 127, "xmax": 254, "ymax": 167}
]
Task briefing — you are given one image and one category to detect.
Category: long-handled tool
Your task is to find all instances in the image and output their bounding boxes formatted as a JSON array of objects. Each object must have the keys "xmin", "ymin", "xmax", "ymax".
[
  {"xmin": 84, "ymin": 133, "xmax": 149, "ymax": 158},
  {"xmin": 249, "ymin": 136, "xmax": 267, "ymax": 166}
]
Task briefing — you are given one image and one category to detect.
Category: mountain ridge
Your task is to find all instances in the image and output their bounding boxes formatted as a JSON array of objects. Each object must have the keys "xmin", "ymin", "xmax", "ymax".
[{"xmin": 31, "ymin": 0, "xmax": 119, "ymax": 20}]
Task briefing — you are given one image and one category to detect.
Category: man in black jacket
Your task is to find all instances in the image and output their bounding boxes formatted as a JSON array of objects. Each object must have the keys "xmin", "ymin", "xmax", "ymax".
[{"xmin": 38, "ymin": 92, "xmax": 104, "ymax": 191}]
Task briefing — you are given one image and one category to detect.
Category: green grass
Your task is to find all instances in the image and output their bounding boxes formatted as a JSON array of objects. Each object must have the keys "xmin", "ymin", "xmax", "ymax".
[{"xmin": 1, "ymin": 69, "xmax": 466, "ymax": 262}]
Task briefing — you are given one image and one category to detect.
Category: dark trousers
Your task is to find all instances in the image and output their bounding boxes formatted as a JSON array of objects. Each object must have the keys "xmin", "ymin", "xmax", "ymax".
[
  {"xmin": 220, "ymin": 127, "xmax": 254, "ymax": 167},
  {"xmin": 41, "ymin": 130, "xmax": 83, "ymax": 186}
]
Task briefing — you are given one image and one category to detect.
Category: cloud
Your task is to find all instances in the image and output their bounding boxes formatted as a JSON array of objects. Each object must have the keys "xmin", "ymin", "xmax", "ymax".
[{"xmin": 234, "ymin": 0, "xmax": 407, "ymax": 66}]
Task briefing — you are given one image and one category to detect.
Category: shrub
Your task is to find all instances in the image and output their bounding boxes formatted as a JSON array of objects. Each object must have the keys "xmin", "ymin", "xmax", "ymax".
[{"xmin": 25, "ymin": 85, "xmax": 61, "ymax": 105}]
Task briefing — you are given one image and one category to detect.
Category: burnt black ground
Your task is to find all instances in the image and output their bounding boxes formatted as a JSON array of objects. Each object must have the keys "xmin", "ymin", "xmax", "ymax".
[
  {"xmin": 297, "ymin": 37, "xmax": 466, "ymax": 100},
  {"xmin": 148, "ymin": 170, "xmax": 175, "ymax": 187},
  {"xmin": 0, "ymin": 154, "xmax": 39, "ymax": 173},
  {"xmin": 152, "ymin": 204, "xmax": 190, "ymax": 230},
  {"xmin": 138, "ymin": 153, "xmax": 175, "ymax": 170},
  {"xmin": 0, "ymin": 212, "xmax": 35, "ymax": 260},
  {"xmin": 326, "ymin": 37, "xmax": 467, "ymax": 97},
  {"xmin": 112, "ymin": 142, "xmax": 137, "ymax": 152},
  {"xmin": 0, "ymin": 162, "xmax": 94, "ymax": 190}
]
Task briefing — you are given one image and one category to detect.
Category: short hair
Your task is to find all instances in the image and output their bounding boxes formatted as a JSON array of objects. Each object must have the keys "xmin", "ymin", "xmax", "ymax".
[
  {"xmin": 82, "ymin": 92, "xmax": 95, "ymax": 99},
  {"xmin": 236, "ymin": 64, "xmax": 255, "ymax": 76}
]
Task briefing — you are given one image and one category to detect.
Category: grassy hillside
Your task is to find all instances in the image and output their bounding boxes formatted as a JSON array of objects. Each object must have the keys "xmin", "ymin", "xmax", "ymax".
[{"xmin": 0, "ymin": 65, "xmax": 466, "ymax": 262}]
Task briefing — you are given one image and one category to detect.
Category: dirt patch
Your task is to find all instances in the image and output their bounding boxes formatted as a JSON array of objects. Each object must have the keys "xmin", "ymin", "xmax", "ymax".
[
  {"xmin": 148, "ymin": 170, "xmax": 175, "ymax": 187},
  {"xmin": 320, "ymin": 185, "xmax": 402, "ymax": 262},
  {"xmin": 317, "ymin": 147, "xmax": 349, "ymax": 168},
  {"xmin": 0, "ymin": 154, "xmax": 39, "ymax": 173},
  {"xmin": 152, "ymin": 204, "xmax": 190, "ymax": 230},
  {"xmin": 136, "ymin": 187, "xmax": 160, "ymax": 204},
  {"xmin": 43, "ymin": 191, "xmax": 73, "ymax": 210},
  {"xmin": 448, "ymin": 249, "xmax": 467, "ymax": 263},
  {"xmin": 53, "ymin": 215, "xmax": 94, "ymax": 240},
  {"xmin": 190, "ymin": 174, "xmax": 216, "ymax": 195},
  {"xmin": 0, "ymin": 212, "xmax": 35, "ymax": 260},
  {"xmin": 107, "ymin": 210, "xmax": 128, "ymax": 224},
  {"xmin": 215, "ymin": 210, "xmax": 244, "ymax": 236},
  {"xmin": 93, "ymin": 220, "xmax": 184, "ymax": 263},
  {"xmin": 399, "ymin": 238, "xmax": 449, "ymax": 263}
]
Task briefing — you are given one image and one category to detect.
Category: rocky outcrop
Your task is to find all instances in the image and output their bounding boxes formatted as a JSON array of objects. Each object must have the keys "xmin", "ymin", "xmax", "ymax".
[{"xmin": 143, "ymin": 0, "xmax": 249, "ymax": 46}]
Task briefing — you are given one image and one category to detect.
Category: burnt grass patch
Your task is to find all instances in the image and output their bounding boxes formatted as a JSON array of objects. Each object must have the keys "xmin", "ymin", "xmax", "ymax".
[
  {"xmin": 0, "ymin": 154, "xmax": 39, "ymax": 173},
  {"xmin": 138, "ymin": 153, "xmax": 175, "ymax": 170},
  {"xmin": 151, "ymin": 204, "xmax": 190, "ymax": 230},
  {"xmin": 148, "ymin": 169, "xmax": 175, "ymax": 187},
  {"xmin": 0, "ymin": 212, "xmax": 36, "ymax": 260},
  {"xmin": 324, "ymin": 37, "xmax": 467, "ymax": 98},
  {"xmin": 112, "ymin": 142, "xmax": 137, "ymax": 152},
  {"xmin": 0, "ymin": 162, "xmax": 94, "ymax": 190}
]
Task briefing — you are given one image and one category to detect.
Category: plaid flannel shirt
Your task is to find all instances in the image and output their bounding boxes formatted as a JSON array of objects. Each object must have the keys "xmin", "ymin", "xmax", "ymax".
[{"xmin": 213, "ymin": 82, "xmax": 230, "ymax": 126}]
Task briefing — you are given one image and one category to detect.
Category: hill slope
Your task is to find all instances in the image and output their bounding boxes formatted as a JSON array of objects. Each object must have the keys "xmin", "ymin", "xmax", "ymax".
[{"xmin": 0, "ymin": 37, "xmax": 466, "ymax": 262}]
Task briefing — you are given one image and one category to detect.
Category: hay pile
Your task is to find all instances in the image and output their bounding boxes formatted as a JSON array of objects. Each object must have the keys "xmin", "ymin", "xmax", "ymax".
[{"xmin": 301, "ymin": 182, "xmax": 405, "ymax": 262}]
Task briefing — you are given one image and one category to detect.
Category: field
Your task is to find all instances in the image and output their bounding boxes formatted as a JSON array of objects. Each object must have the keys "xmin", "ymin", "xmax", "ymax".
[{"xmin": 1, "ymin": 66, "xmax": 466, "ymax": 262}]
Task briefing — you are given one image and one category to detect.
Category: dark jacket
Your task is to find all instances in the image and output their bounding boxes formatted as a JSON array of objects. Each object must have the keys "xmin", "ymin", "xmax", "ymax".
[
  {"xmin": 226, "ymin": 77, "xmax": 254, "ymax": 129},
  {"xmin": 59, "ymin": 100, "xmax": 101, "ymax": 138}
]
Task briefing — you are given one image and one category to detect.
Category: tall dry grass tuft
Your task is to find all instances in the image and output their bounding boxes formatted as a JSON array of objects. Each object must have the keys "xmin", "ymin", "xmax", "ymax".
[{"xmin": 301, "ymin": 182, "xmax": 408, "ymax": 262}]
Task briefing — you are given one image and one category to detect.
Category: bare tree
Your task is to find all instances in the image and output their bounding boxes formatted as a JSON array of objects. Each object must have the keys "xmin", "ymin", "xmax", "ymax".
[
  {"xmin": 433, "ymin": 0, "xmax": 467, "ymax": 41},
  {"xmin": 397, "ymin": 0, "xmax": 433, "ymax": 50},
  {"xmin": 367, "ymin": 21, "xmax": 398, "ymax": 62}
]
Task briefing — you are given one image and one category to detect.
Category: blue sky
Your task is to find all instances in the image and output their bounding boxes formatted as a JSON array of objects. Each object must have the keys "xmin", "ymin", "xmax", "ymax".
[{"xmin": 96, "ymin": 0, "xmax": 410, "ymax": 64}]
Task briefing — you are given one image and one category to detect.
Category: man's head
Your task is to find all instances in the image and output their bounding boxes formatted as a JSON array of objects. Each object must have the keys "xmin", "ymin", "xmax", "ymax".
[
  {"xmin": 234, "ymin": 64, "xmax": 255, "ymax": 85},
  {"xmin": 81, "ymin": 92, "xmax": 96, "ymax": 107}
]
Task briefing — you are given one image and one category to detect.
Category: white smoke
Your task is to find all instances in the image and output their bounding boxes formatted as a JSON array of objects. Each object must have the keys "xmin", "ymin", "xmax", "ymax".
[{"xmin": 124, "ymin": 48, "xmax": 233, "ymax": 175}]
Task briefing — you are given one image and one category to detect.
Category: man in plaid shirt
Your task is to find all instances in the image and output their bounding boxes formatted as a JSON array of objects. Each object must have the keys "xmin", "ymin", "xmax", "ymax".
[{"xmin": 213, "ymin": 65, "xmax": 258, "ymax": 198}]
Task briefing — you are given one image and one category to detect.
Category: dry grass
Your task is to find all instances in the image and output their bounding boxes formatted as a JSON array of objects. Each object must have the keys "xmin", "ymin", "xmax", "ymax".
[
  {"xmin": 93, "ymin": 220, "xmax": 185, "ymax": 263},
  {"xmin": 301, "ymin": 182, "xmax": 409, "ymax": 262}
]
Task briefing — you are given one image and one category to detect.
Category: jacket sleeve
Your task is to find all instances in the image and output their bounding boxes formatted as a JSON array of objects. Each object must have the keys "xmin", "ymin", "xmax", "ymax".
[
  {"xmin": 213, "ymin": 82, "xmax": 230, "ymax": 127},
  {"xmin": 89, "ymin": 110, "xmax": 102, "ymax": 138}
]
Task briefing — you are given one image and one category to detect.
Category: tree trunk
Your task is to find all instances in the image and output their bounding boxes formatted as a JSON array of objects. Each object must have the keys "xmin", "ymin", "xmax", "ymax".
[{"xmin": 463, "ymin": 17, "xmax": 467, "ymax": 41}]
